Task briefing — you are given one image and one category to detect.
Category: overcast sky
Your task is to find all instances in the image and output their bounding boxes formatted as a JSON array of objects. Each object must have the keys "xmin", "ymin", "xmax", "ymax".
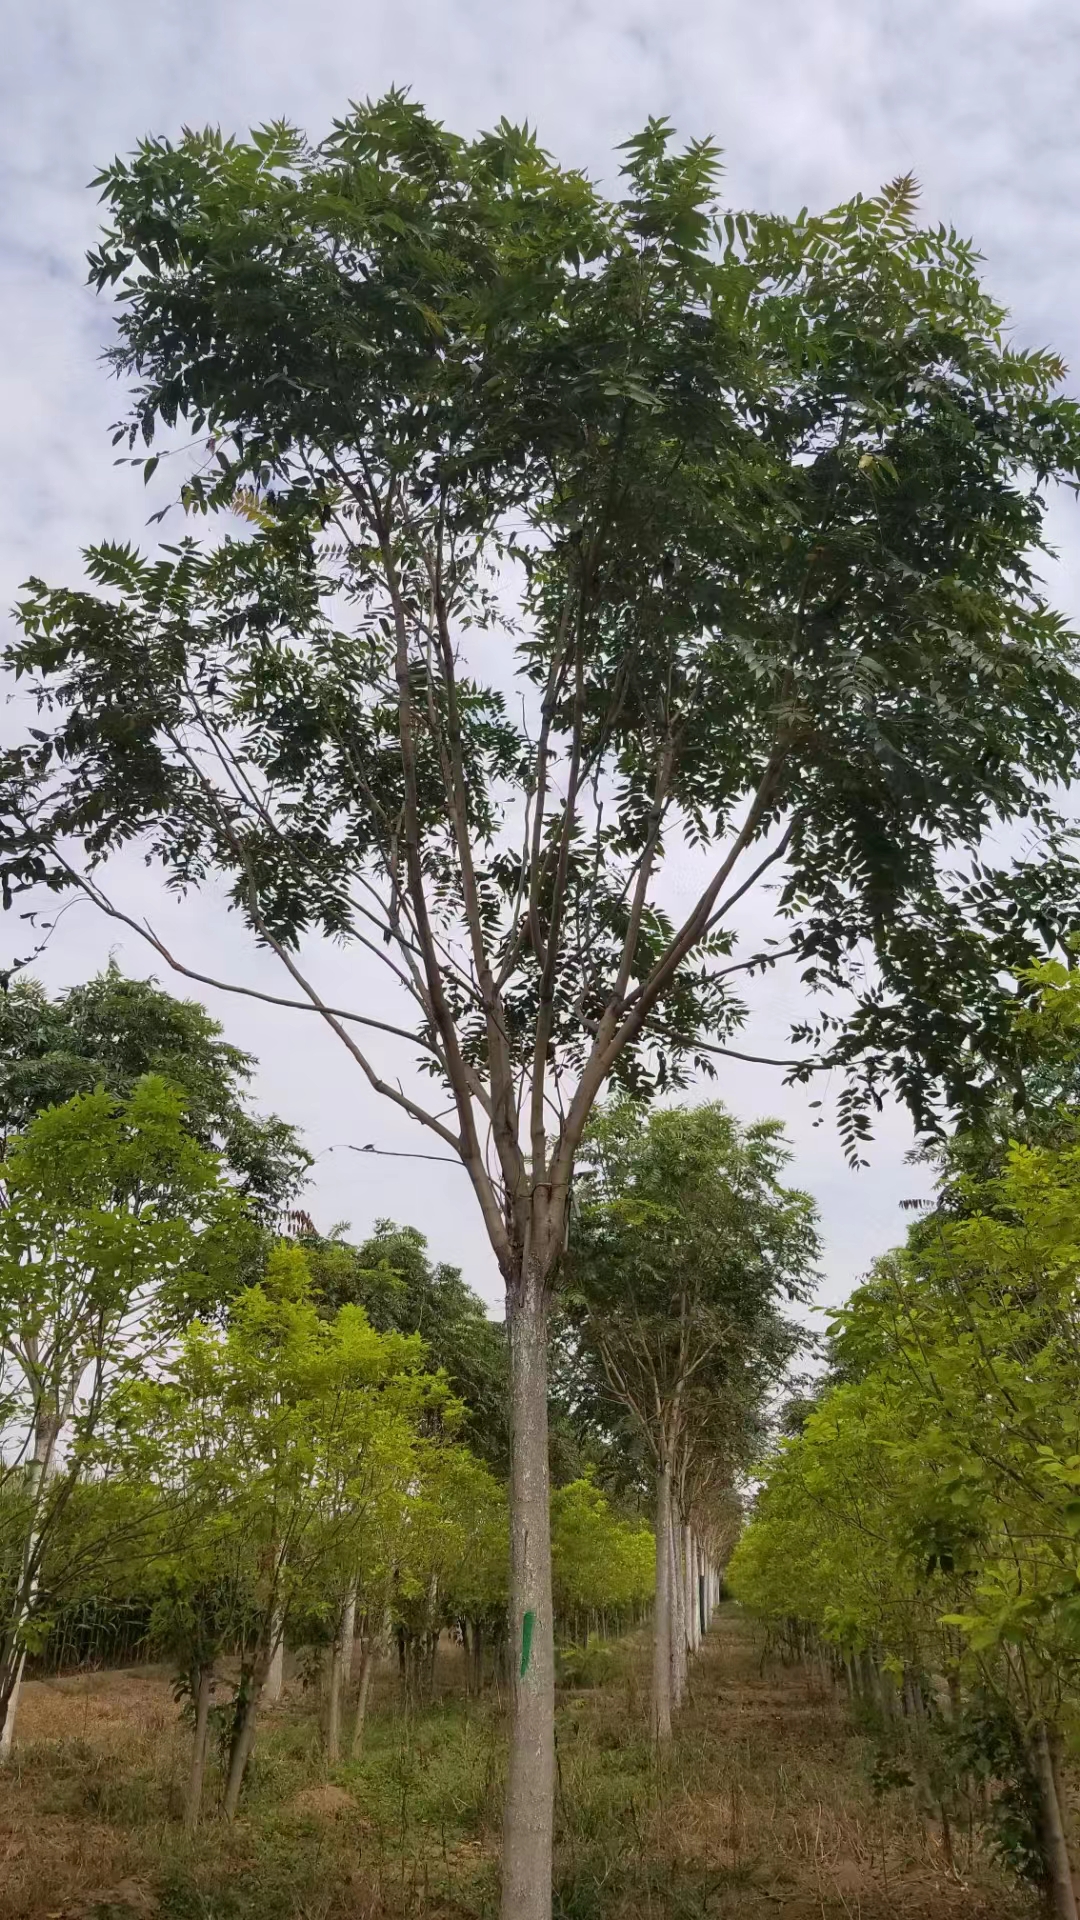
[{"xmin": 4, "ymin": 1, "xmax": 1080, "ymax": 1315}]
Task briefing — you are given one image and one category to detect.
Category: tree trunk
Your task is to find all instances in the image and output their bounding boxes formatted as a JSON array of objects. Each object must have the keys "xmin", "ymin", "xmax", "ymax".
[
  {"xmin": 1033, "ymin": 1722, "xmax": 1078, "ymax": 1920},
  {"xmin": 651, "ymin": 1463, "xmax": 673, "ymax": 1742},
  {"xmin": 685, "ymin": 1527, "xmax": 697, "ymax": 1655},
  {"xmin": 351, "ymin": 1639, "xmax": 377, "ymax": 1756},
  {"xmin": 669, "ymin": 1513, "xmax": 686, "ymax": 1708},
  {"xmin": 500, "ymin": 1263, "xmax": 555, "ymax": 1920},
  {"xmin": 185, "ymin": 1665, "xmax": 214, "ymax": 1832},
  {"xmin": 326, "ymin": 1625, "xmax": 344, "ymax": 1767},
  {"xmin": 341, "ymin": 1588, "xmax": 357, "ymax": 1685},
  {"xmin": 224, "ymin": 1638, "xmax": 274, "ymax": 1819},
  {"xmin": 261, "ymin": 1608, "xmax": 284, "ymax": 1705},
  {"xmin": 0, "ymin": 1413, "xmax": 59, "ymax": 1758}
]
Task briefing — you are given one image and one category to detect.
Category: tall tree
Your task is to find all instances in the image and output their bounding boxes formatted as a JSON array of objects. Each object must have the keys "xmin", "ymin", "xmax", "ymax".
[
  {"xmin": 5, "ymin": 99, "xmax": 1080, "ymax": 1913},
  {"xmin": 565, "ymin": 1098, "xmax": 816, "ymax": 1737}
]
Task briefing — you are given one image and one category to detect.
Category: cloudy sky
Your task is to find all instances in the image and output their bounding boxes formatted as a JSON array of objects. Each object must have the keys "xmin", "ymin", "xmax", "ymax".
[{"xmin": 4, "ymin": 1, "xmax": 1080, "ymax": 1314}]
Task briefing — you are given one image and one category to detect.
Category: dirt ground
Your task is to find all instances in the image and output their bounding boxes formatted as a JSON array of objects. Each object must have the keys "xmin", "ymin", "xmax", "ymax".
[{"xmin": 0, "ymin": 1608, "xmax": 1037, "ymax": 1920}]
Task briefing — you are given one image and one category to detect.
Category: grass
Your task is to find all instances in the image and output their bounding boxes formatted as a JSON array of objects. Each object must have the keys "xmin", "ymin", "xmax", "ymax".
[{"xmin": 0, "ymin": 1608, "xmax": 1037, "ymax": 1920}]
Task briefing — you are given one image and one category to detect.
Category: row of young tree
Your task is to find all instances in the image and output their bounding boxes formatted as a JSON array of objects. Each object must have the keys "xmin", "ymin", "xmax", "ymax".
[
  {"xmin": 730, "ymin": 963, "xmax": 1080, "ymax": 1920},
  {"xmin": 7, "ymin": 91, "xmax": 1080, "ymax": 1916},
  {"xmin": 0, "ymin": 967, "xmax": 803, "ymax": 1821}
]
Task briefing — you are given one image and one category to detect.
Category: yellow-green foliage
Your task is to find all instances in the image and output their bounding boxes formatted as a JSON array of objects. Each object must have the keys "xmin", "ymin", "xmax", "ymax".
[
  {"xmin": 732, "ymin": 965, "xmax": 1080, "ymax": 1729},
  {"xmin": 551, "ymin": 1479, "xmax": 654, "ymax": 1616}
]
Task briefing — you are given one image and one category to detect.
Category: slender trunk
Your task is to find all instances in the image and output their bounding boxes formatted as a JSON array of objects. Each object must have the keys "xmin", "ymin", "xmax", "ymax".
[
  {"xmin": 685, "ymin": 1528, "xmax": 697, "ymax": 1655},
  {"xmin": 326, "ymin": 1623, "xmax": 344, "ymax": 1767},
  {"xmin": 1033, "ymin": 1723, "xmax": 1078, "ymax": 1920},
  {"xmin": 0, "ymin": 1652, "xmax": 27, "ymax": 1762},
  {"xmin": 351, "ymin": 1640, "xmax": 378, "ymax": 1756},
  {"xmin": 501, "ymin": 1264, "xmax": 555, "ymax": 1920},
  {"xmin": 341, "ymin": 1589, "xmax": 357, "ymax": 1685},
  {"xmin": 261, "ymin": 1607, "xmax": 284, "ymax": 1705},
  {"xmin": 185, "ymin": 1666, "xmax": 214, "ymax": 1833},
  {"xmin": 651, "ymin": 1463, "xmax": 673, "ymax": 1743},
  {"xmin": 224, "ymin": 1639, "xmax": 274, "ymax": 1819},
  {"xmin": 669, "ymin": 1513, "xmax": 686, "ymax": 1708},
  {"xmin": 471, "ymin": 1619, "xmax": 484, "ymax": 1697},
  {"xmin": 0, "ymin": 1414, "xmax": 59, "ymax": 1758}
]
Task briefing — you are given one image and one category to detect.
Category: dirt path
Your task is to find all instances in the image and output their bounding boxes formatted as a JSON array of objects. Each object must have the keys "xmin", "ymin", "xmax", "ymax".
[{"xmin": 627, "ymin": 1604, "xmax": 1033, "ymax": 1919}]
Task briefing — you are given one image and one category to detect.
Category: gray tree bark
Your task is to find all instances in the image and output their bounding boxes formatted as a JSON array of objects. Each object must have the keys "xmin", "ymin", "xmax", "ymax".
[
  {"xmin": 1033, "ymin": 1722, "xmax": 1078, "ymax": 1920},
  {"xmin": 261, "ymin": 1607, "xmax": 284, "ymax": 1705},
  {"xmin": 685, "ymin": 1527, "xmax": 697, "ymax": 1655},
  {"xmin": 0, "ymin": 1411, "xmax": 61, "ymax": 1759},
  {"xmin": 326, "ymin": 1627, "xmax": 344, "ymax": 1766},
  {"xmin": 669, "ymin": 1513, "xmax": 686, "ymax": 1708},
  {"xmin": 651, "ymin": 1463, "xmax": 673, "ymax": 1742},
  {"xmin": 351, "ymin": 1640, "xmax": 377, "ymax": 1756},
  {"xmin": 185, "ymin": 1666, "xmax": 214, "ymax": 1832},
  {"xmin": 341, "ymin": 1588, "xmax": 357, "ymax": 1684},
  {"xmin": 500, "ymin": 1261, "xmax": 555, "ymax": 1920}
]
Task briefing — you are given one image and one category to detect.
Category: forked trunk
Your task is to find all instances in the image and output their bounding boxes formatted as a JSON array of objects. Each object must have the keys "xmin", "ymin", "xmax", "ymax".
[
  {"xmin": 651, "ymin": 1462, "xmax": 673, "ymax": 1742},
  {"xmin": 1032, "ymin": 1722, "xmax": 1078, "ymax": 1920},
  {"xmin": 223, "ymin": 1640, "xmax": 274, "ymax": 1819},
  {"xmin": 500, "ymin": 1261, "xmax": 554, "ymax": 1920},
  {"xmin": 185, "ymin": 1666, "xmax": 214, "ymax": 1832}
]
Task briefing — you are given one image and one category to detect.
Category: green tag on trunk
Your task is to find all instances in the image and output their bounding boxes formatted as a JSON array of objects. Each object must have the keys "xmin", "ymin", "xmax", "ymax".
[{"xmin": 519, "ymin": 1609, "xmax": 535, "ymax": 1678}]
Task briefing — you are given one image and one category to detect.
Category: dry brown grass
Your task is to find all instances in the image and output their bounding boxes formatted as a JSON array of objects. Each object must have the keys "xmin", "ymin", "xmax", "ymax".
[{"xmin": 0, "ymin": 1609, "xmax": 1037, "ymax": 1920}]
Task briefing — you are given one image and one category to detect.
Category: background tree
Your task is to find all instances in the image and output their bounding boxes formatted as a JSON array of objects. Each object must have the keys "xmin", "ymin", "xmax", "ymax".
[
  {"xmin": 566, "ymin": 1097, "xmax": 816, "ymax": 1737},
  {"xmin": 0, "ymin": 966, "xmax": 309, "ymax": 1208},
  {"xmin": 0, "ymin": 1076, "xmax": 241, "ymax": 1755},
  {"xmin": 731, "ymin": 969, "xmax": 1080, "ymax": 1917},
  {"xmin": 6, "ymin": 99, "xmax": 1080, "ymax": 1913},
  {"xmin": 306, "ymin": 1219, "xmax": 508, "ymax": 1467},
  {"xmin": 112, "ymin": 1241, "xmax": 447, "ymax": 1817}
]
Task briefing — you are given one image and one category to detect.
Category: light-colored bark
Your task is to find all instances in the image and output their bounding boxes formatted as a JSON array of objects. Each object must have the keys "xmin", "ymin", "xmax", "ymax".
[
  {"xmin": 685, "ymin": 1527, "xmax": 697, "ymax": 1655},
  {"xmin": 185, "ymin": 1666, "xmax": 214, "ymax": 1832},
  {"xmin": 1033, "ymin": 1722, "xmax": 1078, "ymax": 1920},
  {"xmin": 326, "ymin": 1626, "xmax": 344, "ymax": 1766},
  {"xmin": 669, "ymin": 1513, "xmax": 686, "ymax": 1708},
  {"xmin": 261, "ymin": 1610, "xmax": 284, "ymax": 1705},
  {"xmin": 341, "ymin": 1588, "xmax": 357, "ymax": 1685},
  {"xmin": 351, "ymin": 1640, "xmax": 377, "ymax": 1756},
  {"xmin": 500, "ymin": 1264, "xmax": 555, "ymax": 1920},
  {"xmin": 651, "ymin": 1464, "xmax": 673, "ymax": 1742},
  {"xmin": 0, "ymin": 1413, "xmax": 61, "ymax": 1758}
]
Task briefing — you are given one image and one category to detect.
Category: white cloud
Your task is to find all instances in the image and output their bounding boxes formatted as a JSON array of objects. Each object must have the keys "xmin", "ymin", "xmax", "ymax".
[{"xmin": 4, "ymin": 0, "xmax": 1080, "ymax": 1310}]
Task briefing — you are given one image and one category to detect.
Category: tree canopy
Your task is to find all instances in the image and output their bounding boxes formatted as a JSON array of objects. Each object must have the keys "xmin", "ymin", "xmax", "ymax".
[{"xmin": 0, "ymin": 965, "xmax": 308, "ymax": 1208}]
